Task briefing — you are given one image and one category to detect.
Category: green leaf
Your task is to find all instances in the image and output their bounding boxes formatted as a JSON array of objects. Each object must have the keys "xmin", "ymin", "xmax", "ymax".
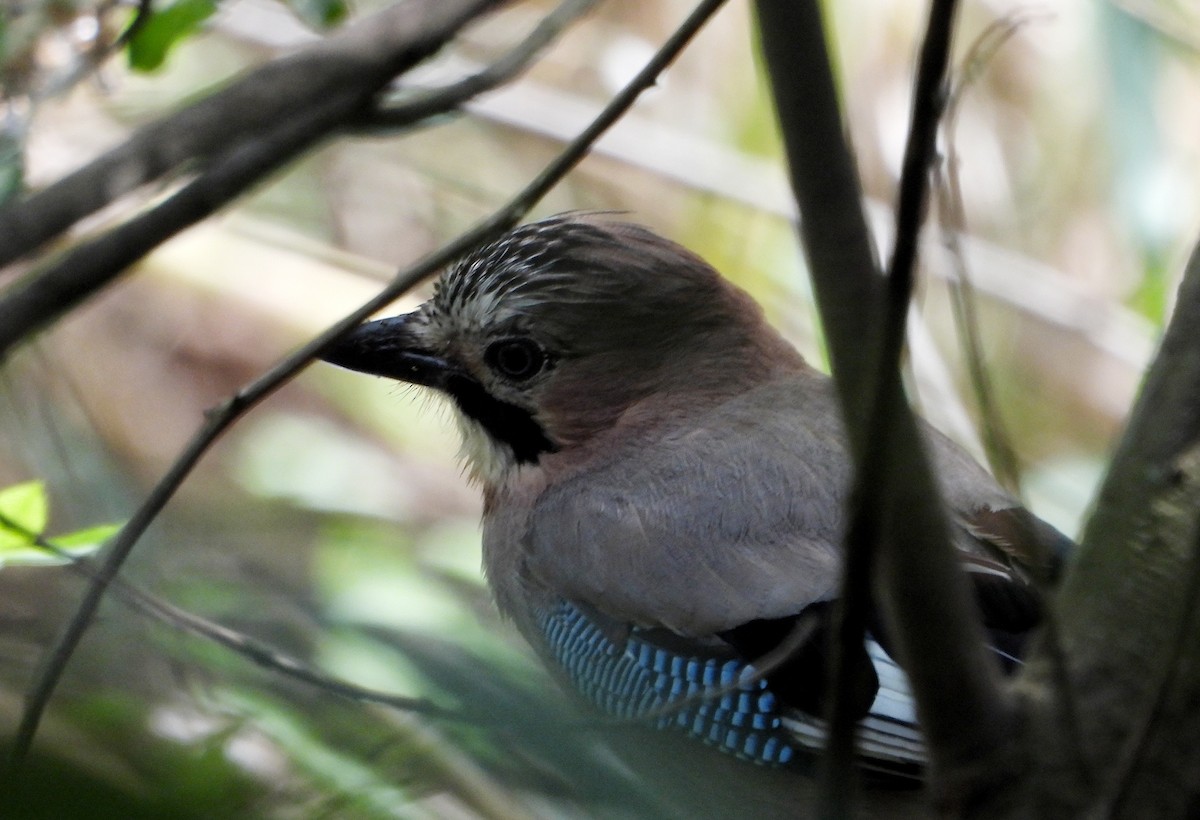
[
  {"xmin": 127, "ymin": 0, "xmax": 218, "ymax": 73},
  {"xmin": 0, "ymin": 543, "xmax": 103, "ymax": 568},
  {"xmin": 284, "ymin": 0, "xmax": 349, "ymax": 29},
  {"xmin": 55, "ymin": 523, "xmax": 121, "ymax": 549},
  {"xmin": 0, "ymin": 480, "xmax": 48, "ymax": 549},
  {"xmin": 0, "ymin": 481, "xmax": 117, "ymax": 567}
]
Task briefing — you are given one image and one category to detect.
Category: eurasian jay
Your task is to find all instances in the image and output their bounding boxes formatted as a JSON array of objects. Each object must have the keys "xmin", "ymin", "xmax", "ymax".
[{"xmin": 320, "ymin": 214, "xmax": 1068, "ymax": 779}]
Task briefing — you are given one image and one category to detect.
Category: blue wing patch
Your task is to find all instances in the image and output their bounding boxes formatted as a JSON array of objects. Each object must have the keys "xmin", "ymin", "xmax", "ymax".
[
  {"xmin": 537, "ymin": 601, "xmax": 929, "ymax": 774},
  {"xmin": 538, "ymin": 601, "xmax": 804, "ymax": 765}
]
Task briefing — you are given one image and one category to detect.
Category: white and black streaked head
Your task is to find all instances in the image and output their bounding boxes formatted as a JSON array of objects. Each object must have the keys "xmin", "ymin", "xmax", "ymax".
[{"xmin": 321, "ymin": 214, "xmax": 804, "ymax": 486}]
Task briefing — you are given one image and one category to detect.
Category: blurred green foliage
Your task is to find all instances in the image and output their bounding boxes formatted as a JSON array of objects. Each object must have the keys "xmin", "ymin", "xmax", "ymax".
[
  {"xmin": 285, "ymin": 0, "xmax": 350, "ymax": 30},
  {"xmin": 0, "ymin": 127, "xmax": 24, "ymax": 205},
  {"xmin": 127, "ymin": 0, "xmax": 219, "ymax": 72},
  {"xmin": 127, "ymin": 0, "xmax": 347, "ymax": 73},
  {"xmin": 0, "ymin": 481, "xmax": 116, "ymax": 567}
]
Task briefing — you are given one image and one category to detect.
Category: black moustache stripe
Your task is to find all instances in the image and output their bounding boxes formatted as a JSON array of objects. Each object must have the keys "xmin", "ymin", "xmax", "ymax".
[{"xmin": 446, "ymin": 375, "xmax": 557, "ymax": 464}]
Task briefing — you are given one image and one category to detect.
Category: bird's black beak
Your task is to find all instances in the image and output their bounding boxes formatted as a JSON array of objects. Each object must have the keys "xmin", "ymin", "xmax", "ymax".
[{"xmin": 319, "ymin": 313, "xmax": 456, "ymax": 390}]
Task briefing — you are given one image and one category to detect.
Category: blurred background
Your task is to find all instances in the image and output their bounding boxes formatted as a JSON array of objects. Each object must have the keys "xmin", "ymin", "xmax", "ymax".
[{"xmin": 0, "ymin": 0, "xmax": 1197, "ymax": 816}]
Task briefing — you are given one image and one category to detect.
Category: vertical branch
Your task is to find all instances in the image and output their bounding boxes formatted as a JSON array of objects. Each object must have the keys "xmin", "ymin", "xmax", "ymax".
[
  {"xmin": 938, "ymin": 15, "xmax": 1039, "ymax": 493},
  {"xmin": 752, "ymin": 0, "xmax": 885, "ymax": 415},
  {"xmin": 861, "ymin": 0, "xmax": 1017, "ymax": 793},
  {"xmin": 756, "ymin": 0, "xmax": 1014, "ymax": 812}
]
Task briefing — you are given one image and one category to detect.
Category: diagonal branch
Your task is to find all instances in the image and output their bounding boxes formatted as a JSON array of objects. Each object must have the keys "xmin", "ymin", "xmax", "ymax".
[
  {"xmin": 358, "ymin": 0, "xmax": 598, "ymax": 130},
  {"xmin": 0, "ymin": 92, "xmax": 353, "ymax": 359},
  {"xmin": 0, "ymin": 0, "xmax": 593, "ymax": 360},
  {"xmin": 1016, "ymin": 224, "xmax": 1200, "ymax": 814},
  {"xmin": 0, "ymin": 511, "xmax": 457, "ymax": 720},
  {"xmin": 6, "ymin": 0, "xmax": 729, "ymax": 771},
  {"xmin": 0, "ymin": 0, "xmax": 503, "ymax": 272}
]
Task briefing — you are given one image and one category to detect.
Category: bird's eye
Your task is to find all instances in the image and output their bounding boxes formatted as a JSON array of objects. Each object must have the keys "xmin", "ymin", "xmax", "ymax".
[{"xmin": 485, "ymin": 338, "xmax": 547, "ymax": 382}]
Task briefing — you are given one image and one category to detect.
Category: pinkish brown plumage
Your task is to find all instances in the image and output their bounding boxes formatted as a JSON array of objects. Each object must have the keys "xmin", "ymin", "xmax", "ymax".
[{"xmin": 321, "ymin": 214, "xmax": 1069, "ymax": 775}]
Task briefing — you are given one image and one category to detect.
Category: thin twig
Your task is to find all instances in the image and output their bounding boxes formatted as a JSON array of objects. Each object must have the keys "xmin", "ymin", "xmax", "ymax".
[
  {"xmin": 937, "ymin": 10, "xmax": 1093, "ymax": 788},
  {"xmin": 872, "ymin": 0, "xmax": 1014, "ymax": 777},
  {"xmin": 8, "ymin": 0, "xmax": 729, "ymax": 770},
  {"xmin": 821, "ymin": 0, "xmax": 963, "ymax": 805},
  {"xmin": 357, "ymin": 0, "xmax": 598, "ymax": 131},
  {"xmin": 938, "ymin": 12, "xmax": 1043, "ymax": 494},
  {"xmin": 0, "ymin": 512, "xmax": 458, "ymax": 719}
]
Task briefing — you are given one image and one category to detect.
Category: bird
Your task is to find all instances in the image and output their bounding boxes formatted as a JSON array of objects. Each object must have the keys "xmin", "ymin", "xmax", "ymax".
[{"xmin": 319, "ymin": 213, "xmax": 1070, "ymax": 779}]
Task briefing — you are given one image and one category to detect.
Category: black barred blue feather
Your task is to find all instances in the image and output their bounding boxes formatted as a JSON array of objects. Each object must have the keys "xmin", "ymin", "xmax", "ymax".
[{"xmin": 537, "ymin": 601, "xmax": 926, "ymax": 775}]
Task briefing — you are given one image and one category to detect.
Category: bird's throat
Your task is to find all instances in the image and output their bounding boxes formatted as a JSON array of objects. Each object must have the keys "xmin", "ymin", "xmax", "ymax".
[{"xmin": 445, "ymin": 375, "xmax": 556, "ymax": 481}]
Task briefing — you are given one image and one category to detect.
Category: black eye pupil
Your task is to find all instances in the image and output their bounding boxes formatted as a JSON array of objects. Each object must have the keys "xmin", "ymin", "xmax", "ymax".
[{"xmin": 487, "ymin": 339, "xmax": 545, "ymax": 381}]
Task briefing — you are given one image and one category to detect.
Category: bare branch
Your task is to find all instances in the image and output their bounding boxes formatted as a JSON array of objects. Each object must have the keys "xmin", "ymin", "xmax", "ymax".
[
  {"xmin": 1016, "ymin": 228, "xmax": 1200, "ymax": 814},
  {"xmin": 752, "ymin": 0, "xmax": 885, "ymax": 410},
  {"xmin": 0, "ymin": 91, "xmax": 354, "ymax": 359},
  {"xmin": 938, "ymin": 13, "xmax": 1043, "ymax": 493},
  {"xmin": 7, "ymin": 0, "xmax": 729, "ymax": 769},
  {"xmin": 0, "ymin": 0, "xmax": 601, "ymax": 360},
  {"xmin": 844, "ymin": 0, "xmax": 1016, "ymax": 803},
  {"xmin": 0, "ymin": 512, "xmax": 458, "ymax": 720},
  {"xmin": 358, "ymin": 0, "xmax": 598, "ymax": 131},
  {"xmin": 756, "ymin": 0, "xmax": 1014, "ymax": 811},
  {"xmin": 0, "ymin": 0, "xmax": 502, "ymax": 271}
]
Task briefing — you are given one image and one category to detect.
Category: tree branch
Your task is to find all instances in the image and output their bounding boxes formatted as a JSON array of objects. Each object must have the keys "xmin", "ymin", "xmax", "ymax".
[
  {"xmin": 357, "ymin": 0, "xmax": 597, "ymax": 130},
  {"xmin": 0, "ymin": 511, "xmax": 457, "ymax": 720},
  {"xmin": 6, "ymin": 0, "xmax": 729, "ymax": 771},
  {"xmin": 755, "ymin": 0, "xmax": 1013, "ymax": 812},
  {"xmin": 0, "ymin": 0, "xmax": 502, "ymax": 273},
  {"xmin": 1017, "ymin": 230, "xmax": 1200, "ymax": 814},
  {"xmin": 752, "ymin": 0, "xmax": 884, "ymax": 411},
  {"xmin": 0, "ymin": 0, "xmax": 597, "ymax": 360},
  {"xmin": 937, "ymin": 13, "xmax": 1040, "ymax": 493},
  {"xmin": 0, "ymin": 92, "xmax": 352, "ymax": 359}
]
